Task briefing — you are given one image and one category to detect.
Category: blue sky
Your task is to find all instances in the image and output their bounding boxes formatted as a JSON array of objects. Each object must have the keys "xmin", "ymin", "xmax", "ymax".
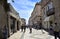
[{"xmin": 8, "ymin": 0, "xmax": 41, "ymax": 24}]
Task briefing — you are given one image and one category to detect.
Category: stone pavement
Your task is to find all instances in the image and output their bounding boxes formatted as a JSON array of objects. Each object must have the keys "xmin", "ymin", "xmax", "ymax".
[{"xmin": 8, "ymin": 28, "xmax": 56, "ymax": 39}]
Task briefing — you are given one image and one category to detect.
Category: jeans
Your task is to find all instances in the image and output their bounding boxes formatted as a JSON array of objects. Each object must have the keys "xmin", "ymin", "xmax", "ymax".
[{"xmin": 54, "ymin": 31, "xmax": 60, "ymax": 39}]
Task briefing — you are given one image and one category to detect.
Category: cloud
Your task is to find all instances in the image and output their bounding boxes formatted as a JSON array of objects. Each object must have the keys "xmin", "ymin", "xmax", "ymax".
[
  {"xmin": 9, "ymin": 0, "xmax": 40, "ymax": 24},
  {"xmin": 28, "ymin": 0, "xmax": 40, "ymax": 2}
]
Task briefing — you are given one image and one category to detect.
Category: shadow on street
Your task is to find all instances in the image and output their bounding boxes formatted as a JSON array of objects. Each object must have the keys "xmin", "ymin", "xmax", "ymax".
[{"xmin": 20, "ymin": 32, "xmax": 25, "ymax": 39}]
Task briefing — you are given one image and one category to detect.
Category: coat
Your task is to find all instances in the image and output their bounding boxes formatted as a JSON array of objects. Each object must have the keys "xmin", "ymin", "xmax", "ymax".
[{"xmin": 53, "ymin": 24, "xmax": 60, "ymax": 32}]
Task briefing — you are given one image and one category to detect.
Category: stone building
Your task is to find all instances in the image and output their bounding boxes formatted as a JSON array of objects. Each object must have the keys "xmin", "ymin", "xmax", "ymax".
[
  {"xmin": 28, "ymin": 17, "xmax": 33, "ymax": 27},
  {"xmin": 0, "ymin": 0, "xmax": 21, "ymax": 38},
  {"xmin": 20, "ymin": 18, "xmax": 26, "ymax": 26},
  {"xmin": 52, "ymin": 0, "xmax": 60, "ymax": 28},
  {"xmin": 7, "ymin": 3, "xmax": 21, "ymax": 36},
  {"xmin": 28, "ymin": 2, "xmax": 42, "ymax": 29},
  {"xmin": 0, "ymin": 0, "xmax": 8, "ymax": 39},
  {"xmin": 41, "ymin": 0, "xmax": 60, "ymax": 29}
]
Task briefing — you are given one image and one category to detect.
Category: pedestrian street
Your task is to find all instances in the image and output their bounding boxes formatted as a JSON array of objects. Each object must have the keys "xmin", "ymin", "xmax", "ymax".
[{"xmin": 8, "ymin": 28, "xmax": 58, "ymax": 39}]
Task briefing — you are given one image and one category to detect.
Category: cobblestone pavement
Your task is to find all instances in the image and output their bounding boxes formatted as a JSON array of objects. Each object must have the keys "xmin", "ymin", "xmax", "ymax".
[{"xmin": 8, "ymin": 28, "xmax": 57, "ymax": 39}]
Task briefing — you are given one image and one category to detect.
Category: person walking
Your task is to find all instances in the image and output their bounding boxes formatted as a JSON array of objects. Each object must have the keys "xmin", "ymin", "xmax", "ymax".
[
  {"xmin": 2, "ymin": 25, "xmax": 8, "ymax": 39},
  {"xmin": 49, "ymin": 24, "xmax": 53, "ymax": 35},
  {"xmin": 53, "ymin": 23, "xmax": 60, "ymax": 39},
  {"xmin": 50, "ymin": 24, "xmax": 53, "ymax": 30},
  {"xmin": 23, "ymin": 25, "xmax": 26, "ymax": 32},
  {"xmin": 21, "ymin": 26, "xmax": 23, "ymax": 32},
  {"xmin": 29, "ymin": 26, "xmax": 32, "ymax": 33}
]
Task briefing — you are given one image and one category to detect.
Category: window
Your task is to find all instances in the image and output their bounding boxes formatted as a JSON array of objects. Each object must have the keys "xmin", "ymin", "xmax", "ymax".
[
  {"xmin": 46, "ymin": 6, "xmax": 48, "ymax": 11},
  {"xmin": 43, "ymin": 8, "xmax": 45, "ymax": 15},
  {"xmin": 48, "ymin": 2, "xmax": 53, "ymax": 10},
  {"xmin": 46, "ymin": 2, "xmax": 53, "ymax": 11}
]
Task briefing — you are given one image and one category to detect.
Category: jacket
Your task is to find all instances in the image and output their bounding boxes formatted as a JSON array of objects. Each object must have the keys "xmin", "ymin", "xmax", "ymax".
[{"xmin": 53, "ymin": 24, "xmax": 60, "ymax": 32}]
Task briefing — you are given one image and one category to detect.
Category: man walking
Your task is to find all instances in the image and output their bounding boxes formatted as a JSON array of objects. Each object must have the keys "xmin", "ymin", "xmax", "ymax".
[
  {"xmin": 23, "ymin": 25, "xmax": 26, "ymax": 32},
  {"xmin": 53, "ymin": 23, "xmax": 60, "ymax": 39},
  {"xmin": 29, "ymin": 26, "xmax": 32, "ymax": 33},
  {"xmin": 21, "ymin": 26, "xmax": 23, "ymax": 32},
  {"xmin": 49, "ymin": 24, "xmax": 53, "ymax": 35}
]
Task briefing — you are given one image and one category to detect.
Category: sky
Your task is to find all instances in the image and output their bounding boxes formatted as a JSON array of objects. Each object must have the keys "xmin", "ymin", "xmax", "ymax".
[{"xmin": 8, "ymin": 0, "xmax": 41, "ymax": 24}]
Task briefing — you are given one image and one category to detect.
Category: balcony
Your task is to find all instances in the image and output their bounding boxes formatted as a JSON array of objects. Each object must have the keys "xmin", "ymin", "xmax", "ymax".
[{"xmin": 46, "ymin": 8, "xmax": 55, "ymax": 16}]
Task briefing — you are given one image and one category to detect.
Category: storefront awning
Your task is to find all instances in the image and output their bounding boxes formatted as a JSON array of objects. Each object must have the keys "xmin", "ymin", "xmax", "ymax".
[{"xmin": 44, "ymin": 16, "xmax": 50, "ymax": 21}]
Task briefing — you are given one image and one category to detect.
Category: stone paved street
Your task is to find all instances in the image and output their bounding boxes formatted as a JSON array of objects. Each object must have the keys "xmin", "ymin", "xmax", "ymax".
[{"xmin": 8, "ymin": 28, "xmax": 57, "ymax": 39}]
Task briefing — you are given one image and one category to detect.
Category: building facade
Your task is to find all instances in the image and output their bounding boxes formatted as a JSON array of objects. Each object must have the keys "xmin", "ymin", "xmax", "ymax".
[
  {"xmin": 28, "ymin": 17, "xmax": 33, "ymax": 27},
  {"xmin": 41, "ymin": 0, "xmax": 55, "ymax": 29},
  {"xmin": 20, "ymin": 18, "xmax": 26, "ymax": 26},
  {"xmin": 41, "ymin": 0, "xmax": 60, "ymax": 30},
  {"xmin": 52, "ymin": 0, "xmax": 60, "ymax": 28},
  {"xmin": 0, "ymin": 0, "xmax": 8, "ymax": 39},
  {"xmin": 0, "ymin": 0, "xmax": 21, "ymax": 38},
  {"xmin": 7, "ymin": 3, "xmax": 21, "ymax": 36},
  {"xmin": 28, "ymin": 2, "xmax": 42, "ymax": 29}
]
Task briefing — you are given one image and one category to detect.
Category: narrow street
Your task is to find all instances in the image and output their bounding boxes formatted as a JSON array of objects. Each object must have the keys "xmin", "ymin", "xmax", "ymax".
[
  {"xmin": 8, "ymin": 28, "xmax": 55, "ymax": 39},
  {"xmin": 0, "ymin": 0, "xmax": 60, "ymax": 39}
]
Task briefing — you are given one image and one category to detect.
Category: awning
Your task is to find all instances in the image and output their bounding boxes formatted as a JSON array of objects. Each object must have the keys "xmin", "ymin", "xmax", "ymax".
[{"xmin": 44, "ymin": 16, "xmax": 50, "ymax": 21}]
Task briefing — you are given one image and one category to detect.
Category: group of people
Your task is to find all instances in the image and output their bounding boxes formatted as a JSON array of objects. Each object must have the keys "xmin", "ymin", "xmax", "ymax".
[
  {"xmin": 21, "ymin": 25, "xmax": 26, "ymax": 32},
  {"xmin": 21, "ymin": 25, "xmax": 32, "ymax": 33},
  {"xmin": 2, "ymin": 23, "xmax": 60, "ymax": 39},
  {"xmin": 20, "ymin": 23, "xmax": 60, "ymax": 39},
  {"xmin": 2, "ymin": 25, "xmax": 32, "ymax": 39}
]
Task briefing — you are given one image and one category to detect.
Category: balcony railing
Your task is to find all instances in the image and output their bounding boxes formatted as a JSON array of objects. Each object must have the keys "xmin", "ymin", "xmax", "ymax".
[{"xmin": 46, "ymin": 8, "xmax": 55, "ymax": 16}]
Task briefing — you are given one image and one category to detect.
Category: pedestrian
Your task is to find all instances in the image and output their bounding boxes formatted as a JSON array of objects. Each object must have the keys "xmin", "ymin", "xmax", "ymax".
[
  {"xmin": 29, "ymin": 26, "xmax": 32, "ymax": 33},
  {"xmin": 39, "ymin": 23, "xmax": 42, "ymax": 29},
  {"xmin": 21, "ymin": 26, "xmax": 23, "ymax": 32},
  {"xmin": 23, "ymin": 25, "xmax": 26, "ymax": 32},
  {"xmin": 2, "ymin": 25, "xmax": 8, "ymax": 39},
  {"xmin": 53, "ymin": 23, "xmax": 60, "ymax": 39},
  {"xmin": 49, "ymin": 24, "xmax": 53, "ymax": 35},
  {"xmin": 50, "ymin": 24, "xmax": 53, "ymax": 30}
]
